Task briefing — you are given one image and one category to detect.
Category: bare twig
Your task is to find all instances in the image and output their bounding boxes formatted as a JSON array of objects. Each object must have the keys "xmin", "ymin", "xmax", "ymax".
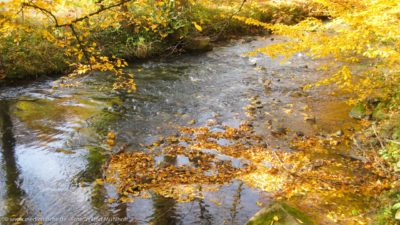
[
  {"xmin": 166, "ymin": 40, "xmax": 184, "ymax": 56},
  {"xmin": 372, "ymin": 124, "xmax": 385, "ymax": 149}
]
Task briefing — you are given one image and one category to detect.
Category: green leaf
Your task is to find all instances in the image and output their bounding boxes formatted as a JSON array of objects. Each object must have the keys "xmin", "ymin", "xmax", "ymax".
[{"xmin": 392, "ymin": 203, "xmax": 400, "ymax": 210}]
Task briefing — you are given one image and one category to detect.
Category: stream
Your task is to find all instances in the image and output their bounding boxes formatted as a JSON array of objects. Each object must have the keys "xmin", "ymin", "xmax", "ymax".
[{"xmin": 0, "ymin": 36, "xmax": 362, "ymax": 224}]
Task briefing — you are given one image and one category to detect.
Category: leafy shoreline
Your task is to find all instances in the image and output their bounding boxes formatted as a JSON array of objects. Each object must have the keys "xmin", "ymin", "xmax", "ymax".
[{"xmin": 0, "ymin": 0, "xmax": 315, "ymax": 85}]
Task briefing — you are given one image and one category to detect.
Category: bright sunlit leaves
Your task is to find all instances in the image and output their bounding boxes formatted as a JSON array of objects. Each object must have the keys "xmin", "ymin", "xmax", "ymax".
[
  {"xmin": 236, "ymin": 0, "xmax": 400, "ymax": 104},
  {"xmin": 192, "ymin": 22, "xmax": 203, "ymax": 32}
]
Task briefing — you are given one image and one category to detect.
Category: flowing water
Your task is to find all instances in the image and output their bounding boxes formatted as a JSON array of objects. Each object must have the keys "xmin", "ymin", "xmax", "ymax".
[{"xmin": 0, "ymin": 36, "xmax": 361, "ymax": 224}]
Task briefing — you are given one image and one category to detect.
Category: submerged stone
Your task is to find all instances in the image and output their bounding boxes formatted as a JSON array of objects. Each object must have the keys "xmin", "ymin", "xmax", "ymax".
[
  {"xmin": 335, "ymin": 129, "xmax": 344, "ymax": 136},
  {"xmin": 247, "ymin": 202, "xmax": 315, "ymax": 225},
  {"xmin": 349, "ymin": 103, "xmax": 366, "ymax": 119}
]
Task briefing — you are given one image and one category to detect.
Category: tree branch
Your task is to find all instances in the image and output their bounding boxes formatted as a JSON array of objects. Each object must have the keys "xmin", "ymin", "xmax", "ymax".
[
  {"xmin": 21, "ymin": 2, "xmax": 59, "ymax": 26},
  {"xmin": 56, "ymin": 0, "xmax": 134, "ymax": 27},
  {"xmin": 70, "ymin": 24, "xmax": 92, "ymax": 69},
  {"xmin": 21, "ymin": 0, "xmax": 135, "ymax": 69},
  {"xmin": 22, "ymin": 0, "xmax": 135, "ymax": 28}
]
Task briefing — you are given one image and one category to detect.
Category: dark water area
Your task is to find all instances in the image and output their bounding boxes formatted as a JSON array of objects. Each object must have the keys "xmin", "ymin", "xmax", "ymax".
[{"xmin": 0, "ymin": 36, "xmax": 358, "ymax": 224}]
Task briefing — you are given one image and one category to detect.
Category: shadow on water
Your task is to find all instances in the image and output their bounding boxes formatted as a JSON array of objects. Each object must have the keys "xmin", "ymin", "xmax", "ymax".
[
  {"xmin": 73, "ymin": 113, "xmax": 130, "ymax": 224},
  {"xmin": 86, "ymin": 148, "xmax": 130, "ymax": 225},
  {"xmin": 150, "ymin": 155, "xmax": 179, "ymax": 225},
  {"xmin": 151, "ymin": 196, "xmax": 178, "ymax": 225},
  {"xmin": 0, "ymin": 101, "xmax": 27, "ymax": 223},
  {"xmin": 229, "ymin": 182, "xmax": 243, "ymax": 225},
  {"xmin": 0, "ymin": 84, "xmax": 130, "ymax": 224},
  {"xmin": 196, "ymin": 198, "xmax": 213, "ymax": 225}
]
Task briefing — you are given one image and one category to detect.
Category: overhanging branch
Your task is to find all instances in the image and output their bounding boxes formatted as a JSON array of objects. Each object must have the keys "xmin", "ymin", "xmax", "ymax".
[
  {"xmin": 21, "ymin": 0, "xmax": 136, "ymax": 69},
  {"xmin": 22, "ymin": 2, "xmax": 60, "ymax": 26},
  {"xmin": 22, "ymin": 0, "xmax": 135, "ymax": 28}
]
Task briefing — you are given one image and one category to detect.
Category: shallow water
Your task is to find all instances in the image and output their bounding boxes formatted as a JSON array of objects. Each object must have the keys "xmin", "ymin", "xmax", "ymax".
[{"xmin": 0, "ymin": 36, "xmax": 359, "ymax": 224}]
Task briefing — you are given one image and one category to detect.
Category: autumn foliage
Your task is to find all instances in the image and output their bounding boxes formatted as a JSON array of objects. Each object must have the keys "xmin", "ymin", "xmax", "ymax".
[{"xmin": 236, "ymin": 0, "xmax": 400, "ymax": 104}]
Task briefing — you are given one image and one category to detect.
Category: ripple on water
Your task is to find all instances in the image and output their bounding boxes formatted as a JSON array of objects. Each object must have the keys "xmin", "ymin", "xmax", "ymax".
[{"xmin": 0, "ymin": 36, "xmax": 361, "ymax": 224}]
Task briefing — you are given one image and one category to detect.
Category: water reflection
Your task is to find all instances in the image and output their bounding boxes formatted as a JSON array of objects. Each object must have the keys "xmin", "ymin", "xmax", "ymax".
[
  {"xmin": 151, "ymin": 196, "xmax": 178, "ymax": 225},
  {"xmin": 83, "ymin": 146, "xmax": 130, "ymax": 224},
  {"xmin": 0, "ymin": 101, "xmax": 27, "ymax": 222},
  {"xmin": 229, "ymin": 182, "xmax": 243, "ymax": 225},
  {"xmin": 196, "ymin": 198, "xmax": 213, "ymax": 225},
  {"xmin": 150, "ymin": 155, "xmax": 179, "ymax": 225}
]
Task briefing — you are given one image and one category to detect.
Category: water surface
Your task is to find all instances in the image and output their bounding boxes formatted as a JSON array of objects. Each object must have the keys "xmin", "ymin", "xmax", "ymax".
[{"xmin": 0, "ymin": 36, "xmax": 358, "ymax": 224}]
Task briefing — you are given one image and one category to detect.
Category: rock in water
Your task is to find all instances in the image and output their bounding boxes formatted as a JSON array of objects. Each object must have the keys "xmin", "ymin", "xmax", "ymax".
[
  {"xmin": 349, "ymin": 103, "xmax": 366, "ymax": 119},
  {"xmin": 206, "ymin": 119, "xmax": 217, "ymax": 126},
  {"xmin": 247, "ymin": 202, "xmax": 315, "ymax": 225},
  {"xmin": 184, "ymin": 36, "xmax": 212, "ymax": 52},
  {"xmin": 335, "ymin": 129, "xmax": 344, "ymax": 136},
  {"xmin": 296, "ymin": 131, "xmax": 305, "ymax": 137}
]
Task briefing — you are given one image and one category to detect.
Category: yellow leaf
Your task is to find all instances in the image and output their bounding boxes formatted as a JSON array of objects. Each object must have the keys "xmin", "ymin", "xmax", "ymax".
[
  {"xmin": 192, "ymin": 22, "xmax": 203, "ymax": 32},
  {"xmin": 120, "ymin": 197, "xmax": 134, "ymax": 203},
  {"xmin": 107, "ymin": 198, "xmax": 116, "ymax": 204},
  {"xmin": 77, "ymin": 52, "xmax": 83, "ymax": 61},
  {"xmin": 95, "ymin": 179, "xmax": 104, "ymax": 185},
  {"xmin": 107, "ymin": 139, "xmax": 115, "ymax": 146},
  {"xmin": 284, "ymin": 109, "xmax": 293, "ymax": 114},
  {"xmin": 151, "ymin": 24, "xmax": 158, "ymax": 30},
  {"xmin": 108, "ymin": 131, "xmax": 116, "ymax": 139}
]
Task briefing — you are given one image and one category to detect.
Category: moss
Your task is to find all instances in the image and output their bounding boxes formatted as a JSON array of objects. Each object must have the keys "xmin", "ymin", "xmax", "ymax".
[
  {"xmin": 75, "ymin": 146, "xmax": 109, "ymax": 183},
  {"xmin": 90, "ymin": 110, "xmax": 121, "ymax": 136},
  {"xmin": 247, "ymin": 202, "xmax": 315, "ymax": 225},
  {"xmin": 349, "ymin": 103, "xmax": 367, "ymax": 119}
]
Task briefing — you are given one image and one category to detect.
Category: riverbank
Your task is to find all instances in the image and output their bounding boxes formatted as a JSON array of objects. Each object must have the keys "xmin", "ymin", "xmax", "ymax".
[{"xmin": 0, "ymin": 0, "xmax": 318, "ymax": 85}]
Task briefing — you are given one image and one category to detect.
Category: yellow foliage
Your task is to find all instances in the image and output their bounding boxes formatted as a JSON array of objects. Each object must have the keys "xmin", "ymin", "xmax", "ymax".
[{"xmin": 236, "ymin": 0, "xmax": 400, "ymax": 103}]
